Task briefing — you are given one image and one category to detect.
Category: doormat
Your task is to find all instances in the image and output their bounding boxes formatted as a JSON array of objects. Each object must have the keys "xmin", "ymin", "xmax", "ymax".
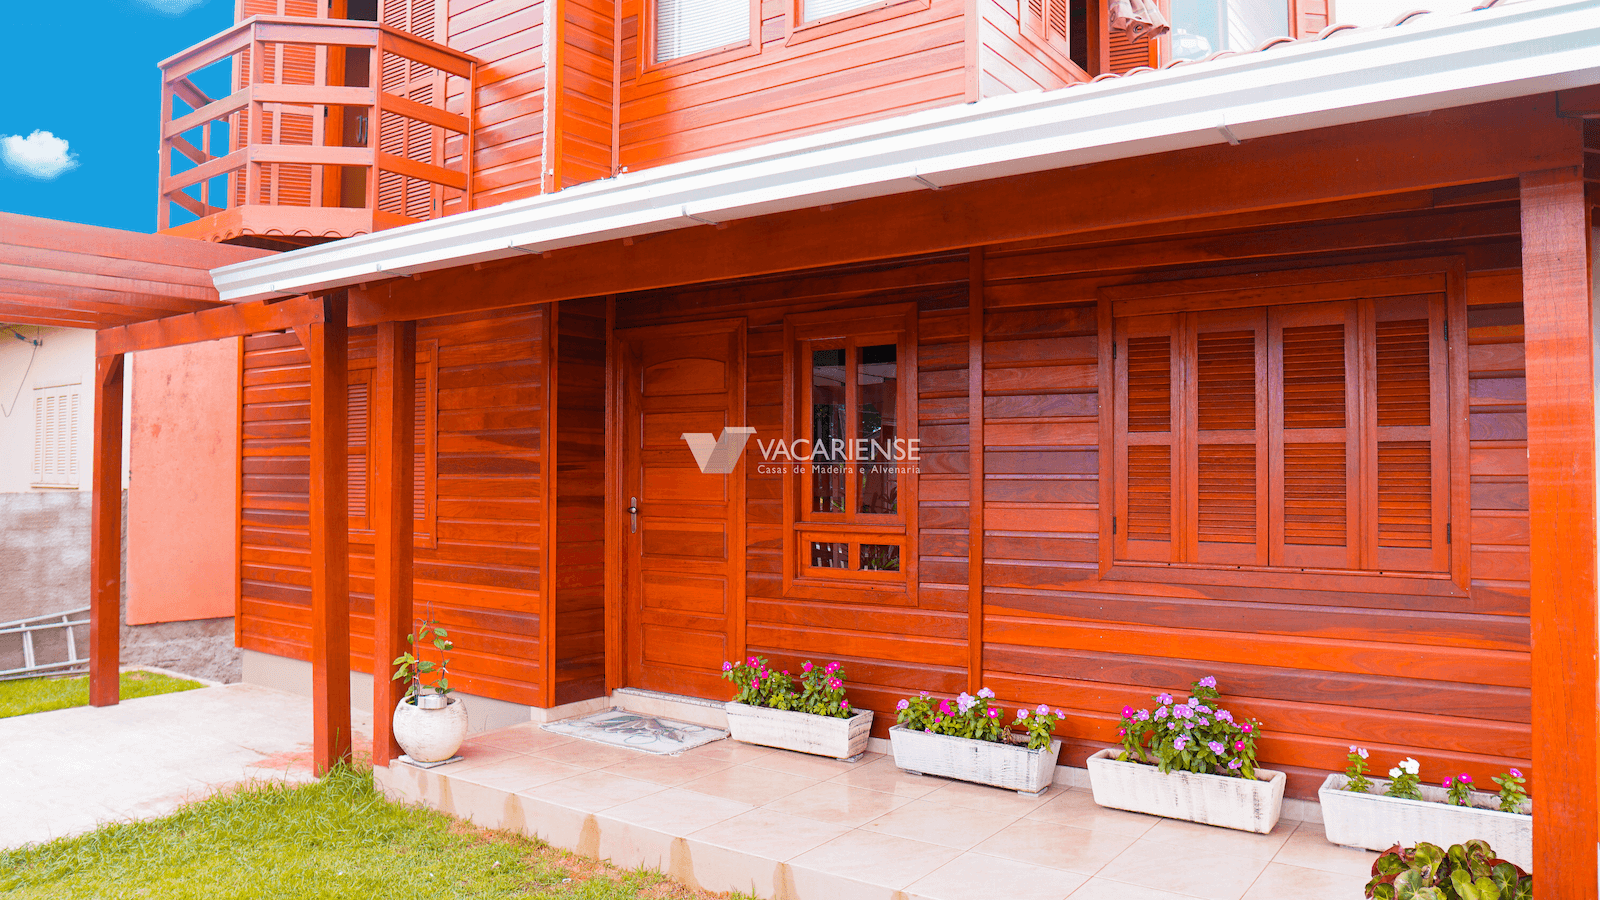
[{"xmin": 542, "ymin": 709, "xmax": 726, "ymax": 755}]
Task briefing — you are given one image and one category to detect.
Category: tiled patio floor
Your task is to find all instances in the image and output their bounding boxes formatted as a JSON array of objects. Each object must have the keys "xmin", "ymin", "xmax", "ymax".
[{"xmin": 378, "ymin": 722, "xmax": 1379, "ymax": 900}]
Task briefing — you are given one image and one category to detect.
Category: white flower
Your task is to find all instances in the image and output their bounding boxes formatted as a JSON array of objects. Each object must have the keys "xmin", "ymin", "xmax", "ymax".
[
  {"xmin": 1401, "ymin": 758, "xmax": 1419, "ymax": 775},
  {"xmin": 976, "ymin": 687, "xmax": 995, "ymax": 699},
  {"xmin": 1389, "ymin": 766, "xmax": 1402, "ymax": 778}
]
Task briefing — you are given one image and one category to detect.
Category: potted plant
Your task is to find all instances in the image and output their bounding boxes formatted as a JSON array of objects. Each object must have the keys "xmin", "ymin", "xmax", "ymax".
[
  {"xmin": 889, "ymin": 688, "xmax": 1064, "ymax": 795},
  {"xmin": 1321, "ymin": 747, "xmax": 1532, "ymax": 870},
  {"xmin": 1364, "ymin": 839, "xmax": 1533, "ymax": 900},
  {"xmin": 1086, "ymin": 676, "xmax": 1286, "ymax": 833},
  {"xmin": 391, "ymin": 618, "xmax": 468, "ymax": 764},
  {"xmin": 721, "ymin": 656, "xmax": 873, "ymax": 760}
]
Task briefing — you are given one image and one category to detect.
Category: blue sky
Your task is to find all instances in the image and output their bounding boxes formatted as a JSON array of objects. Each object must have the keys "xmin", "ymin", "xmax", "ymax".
[{"xmin": 0, "ymin": 1, "xmax": 233, "ymax": 234}]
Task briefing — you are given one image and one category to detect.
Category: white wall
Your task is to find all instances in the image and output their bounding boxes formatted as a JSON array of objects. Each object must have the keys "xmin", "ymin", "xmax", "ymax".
[{"xmin": 0, "ymin": 325, "xmax": 130, "ymax": 495}]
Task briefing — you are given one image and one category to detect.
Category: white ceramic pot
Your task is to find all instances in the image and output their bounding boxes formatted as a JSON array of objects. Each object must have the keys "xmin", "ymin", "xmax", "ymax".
[
  {"xmin": 1318, "ymin": 774, "xmax": 1532, "ymax": 870},
  {"xmin": 393, "ymin": 695, "xmax": 468, "ymax": 763},
  {"xmin": 724, "ymin": 702, "xmax": 873, "ymax": 759},
  {"xmin": 889, "ymin": 724, "xmax": 1061, "ymax": 795},
  {"xmin": 1086, "ymin": 749, "xmax": 1286, "ymax": 834}
]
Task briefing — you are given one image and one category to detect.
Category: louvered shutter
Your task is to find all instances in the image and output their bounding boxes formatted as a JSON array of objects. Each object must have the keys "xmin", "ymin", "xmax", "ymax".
[
  {"xmin": 655, "ymin": 0, "xmax": 748, "ymax": 63},
  {"xmin": 1023, "ymin": 0, "xmax": 1073, "ymax": 57},
  {"xmin": 378, "ymin": 0, "xmax": 445, "ymax": 220},
  {"xmin": 1190, "ymin": 309, "xmax": 1268, "ymax": 565},
  {"xmin": 1116, "ymin": 315, "xmax": 1178, "ymax": 562},
  {"xmin": 348, "ymin": 373, "xmax": 371, "ymax": 524},
  {"xmin": 32, "ymin": 386, "xmax": 80, "ymax": 487},
  {"xmin": 233, "ymin": 0, "xmax": 320, "ymax": 209},
  {"xmin": 1367, "ymin": 294, "xmax": 1449, "ymax": 572},
  {"xmin": 1270, "ymin": 301, "xmax": 1358, "ymax": 569},
  {"xmin": 413, "ymin": 361, "xmax": 432, "ymax": 535},
  {"xmin": 1107, "ymin": 31, "xmax": 1155, "ymax": 74}
]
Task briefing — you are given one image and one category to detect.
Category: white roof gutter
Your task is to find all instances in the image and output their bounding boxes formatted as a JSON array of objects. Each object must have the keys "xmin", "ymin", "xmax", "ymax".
[{"xmin": 212, "ymin": 0, "xmax": 1600, "ymax": 304}]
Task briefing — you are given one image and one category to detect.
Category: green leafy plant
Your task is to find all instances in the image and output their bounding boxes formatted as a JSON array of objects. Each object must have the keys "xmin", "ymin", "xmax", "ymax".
[
  {"xmin": 391, "ymin": 618, "xmax": 453, "ymax": 703},
  {"xmin": 1444, "ymin": 773, "xmax": 1475, "ymax": 807},
  {"xmin": 1365, "ymin": 840, "xmax": 1532, "ymax": 900},
  {"xmin": 1116, "ymin": 676, "xmax": 1263, "ymax": 780},
  {"xmin": 1491, "ymin": 769, "xmax": 1528, "ymax": 814},
  {"xmin": 1346, "ymin": 746, "xmax": 1374, "ymax": 794},
  {"xmin": 1385, "ymin": 757, "xmax": 1423, "ymax": 800},
  {"xmin": 721, "ymin": 656, "xmax": 855, "ymax": 717},
  {"xmin": 895, "ymin": 689, "xmax": 1063, "ymax": 750}
]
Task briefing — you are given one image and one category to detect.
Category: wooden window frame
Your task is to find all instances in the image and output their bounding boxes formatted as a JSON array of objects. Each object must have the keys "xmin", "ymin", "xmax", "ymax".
[
  {"xmin": 782, "ymin": 302, "xmax": 919, "ymax": 603},
  {"xmin": 639, "ymin": 0, "xmax": 762, "ymax": 79},
  {"xmin": 1021, "ymin": 0, "xmax": 1074, "ymax": 63},
  {"xmin": 1096, "ymin": 258, "xmax": 1470, "ymax": 594},
  {"xmin": 348, "ymin": 339, "xmax": 439, "ymax": 549},
  {"xmin": 785, "ymin": 0, "xmax": 932, "ymax": 46}
]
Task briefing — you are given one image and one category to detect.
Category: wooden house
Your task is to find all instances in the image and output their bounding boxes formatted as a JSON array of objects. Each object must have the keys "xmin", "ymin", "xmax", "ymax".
[{"xmin": 4, "ymin": 0, "xmax": 1599, "ymax": 891}]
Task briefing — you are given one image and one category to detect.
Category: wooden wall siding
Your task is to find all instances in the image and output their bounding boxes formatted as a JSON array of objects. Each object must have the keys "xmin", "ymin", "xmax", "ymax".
[
  {"xmin": 975, "ymin": 200, "xmax": 1532, "ymax": 800},
  {"xmin": 977, "ymin": 0, "xmax": 1084, "ymax": 98},
  {"xmin": 615, "ymin": 256, "xmax": 972, "ymax": 729},
  {"xmin": 550, "ymin": 0, "xmax": 617, "ymax": 187},
  {"xmin": 445, "ymin": 0, "xmax": 546, "ymax": 213},
  {"xmin": 239, "ymin": 306, "xmax": 549, "ymax": 705},
  {"xmin": 613, "ymin": 0, "xmax": 967, "ymax": 172},
  {"xmin": 552, "ymin": 299, "xmax": 608, "ymax": 703}
]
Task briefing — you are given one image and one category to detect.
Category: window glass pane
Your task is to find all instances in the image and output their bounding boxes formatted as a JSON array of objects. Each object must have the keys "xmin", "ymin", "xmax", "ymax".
[
  {"xmin": 803, "ymin": 0, "xmax": 876, "ymax": 21},
  {"xmin": 811, "ymin": 348, "xmax": 847, "ymax": 514},
  {"xmin": 857, "ymin": 343, "xmax": 897, "ymax": 515},
  {"xmin": 655, "ymin": 0, "xmax": 749, "ymax": 63},
  {"xmin": 859, "ymin": 543, "xmax": 900, "ymax": 571},
  {"xmin": 1168, "ymin": 0, "xmax": 1287, "ymax": 61},
  {"xmin": 811, "ymin": 541, "xmax": 849, "ymax": 568}
]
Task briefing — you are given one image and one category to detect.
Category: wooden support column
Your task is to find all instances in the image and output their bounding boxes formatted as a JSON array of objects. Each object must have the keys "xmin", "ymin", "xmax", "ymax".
[
  {"xmin": 967, "ymin": 248, "xmax": 985, "ymax": 693},
  {"xmin": 88, "ymin": 354, "xmax": 124, "ymax": 708},
  {"xmin": 1520, "ymin": 165, "xmax": 1598, "ymax": 892},
  {"xmin": 371, "ymin": 320, "xmax": 415, "ymax": 765},
  {"xmin": 302, "ymin": 292, "xmax": 352, "ymax": 773}
]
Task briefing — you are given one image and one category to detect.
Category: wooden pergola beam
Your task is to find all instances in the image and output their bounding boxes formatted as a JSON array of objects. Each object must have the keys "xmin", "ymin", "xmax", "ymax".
[
  {"xmin": 300, "ymin": 293, "xmax": 353, "ymax": 774},
  {"xmin": 371, "ymin": 320, "xmax": 415, "ymax": 765},
  {"xmin": 96, "ymin": 294, "xmax": 327, "ymax": 357},
  {"xmin": 1521, "ymin": 162, "xmax": 1598, "ymax": 893},
  {"xmin": 88, "ymin": 355, "xmax": 124, "ymax": 707}
]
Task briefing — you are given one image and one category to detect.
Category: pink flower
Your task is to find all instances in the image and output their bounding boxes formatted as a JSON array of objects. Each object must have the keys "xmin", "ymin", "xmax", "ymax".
[
  {"xmin": 1122, "ymin": 705, "xmax": 1135, "ymax": 718},
  {"xmin": 1118, "ymin": 727, "xmax": 1127, "ymax": 736},
  {"xmin": 1443, "ymin": 777, "xmax": 1454, "ymax": 788},
  {"xmin": 1208, "ymin": 741, "xmax": 1225, "ymax": 754},
  {"xmin": 1017, "ymin": 708, "xmax": 1030, "ymax": 720},
  {"xmin": 841, "ymin": 700, "xmax": 850, "ymax": 710},
  {"xmin": 722, "ymin": 661, "xmax": 733, "ymax": 672},
  {"xmin": 987, "ymin": 708, "xmax": 999, "ymax": 719},
  {"xmin": 1055, "ymin": 708, "xmax": 1064, "ymax": 717},
  {"xmin": 1510, "ymin": 768, "xmax": 1523, "ymax": 778},
  {"xmin": 1174, "ymin": 735, "xmax": 1189, "ymax": 751},
  {"xmin": 1228, "ymin": 759, "xmax": 1242, "ymax": 770},
  {"xmin": 1234, "ymin": 740, "xmax": 1245, "ymax": 751},
  {"xmin": 1242, "ymin": 724, "xmax": 1253, "ymax": 734},
  {"xmin": 1198, "ymin": 676, "xmax": 1217, "ymax": 689},
  {"xmin": 1459, "ymin": 773, "xmax": 1472, "ymax": 785},
  {"xmin": 939, "ymin": 699, "xmax": 954, "ymax": 716},
  {"xmin": 1157, "ymin": 693, "xmax": 1173, "ymax": 705},
  {"xmin": 1036, "ymin": 703, "xmax": 1050, "ymax": 716},
  {"xmin": 748, "ymin": 656, "xmax": 758, "ymax": 665},
  {"xmin": 897, "ymin": 699, "xmax": 910, "ymax": 711}
]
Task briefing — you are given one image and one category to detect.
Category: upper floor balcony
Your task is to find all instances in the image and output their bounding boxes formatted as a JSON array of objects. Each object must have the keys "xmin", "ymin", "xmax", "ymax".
[{"xmin": 158, "ymin": 16, "xmax": 480, "ymax": 247}]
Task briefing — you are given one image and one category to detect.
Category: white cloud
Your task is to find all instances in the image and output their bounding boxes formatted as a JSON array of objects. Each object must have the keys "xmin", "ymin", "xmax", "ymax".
[
  {"xmin": 0, "ymin": 131, "xmax": 78, "ymax": 180},
  {"xmin": 134, "ymin": 0, "xmax": 207, "ymax": 13}
]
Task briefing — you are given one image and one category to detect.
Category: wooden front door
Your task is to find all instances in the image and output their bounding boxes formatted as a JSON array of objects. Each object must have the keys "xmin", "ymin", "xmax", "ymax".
[{"xmin": 616, "ymin": 319, "xmax": 747, "ymax": 699}]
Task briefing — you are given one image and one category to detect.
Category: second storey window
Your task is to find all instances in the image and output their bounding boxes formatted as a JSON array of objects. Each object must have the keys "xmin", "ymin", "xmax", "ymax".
[
  {"xmin": 802, "ymin": 0, "xmax": 879, "ymax": 22},
  {"xmin": 1112, "ymin": 283, "xmax": 1454, "ymax": 576},
  {"xmin": 655, "ymin": 0, "xmax": 750, "ymax": 62},
  {"xmin": 1167, "ymin": 0, "xmax": 1288, "ymax": 61}
]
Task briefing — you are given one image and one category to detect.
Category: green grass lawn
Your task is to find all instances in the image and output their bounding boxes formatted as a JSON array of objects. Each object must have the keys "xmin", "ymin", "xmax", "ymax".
[
  {"xmin": 0, "ymin": 767, "xmax": 747, "ymax": 900},
  {"xmin": 0, "ymin": 669, "xmax": 205, "ymax": 718}
]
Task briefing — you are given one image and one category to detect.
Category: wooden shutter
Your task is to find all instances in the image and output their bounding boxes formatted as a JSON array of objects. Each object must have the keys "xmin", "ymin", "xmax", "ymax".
[
  {"xmin": 654, "ymin": 0, "xmax": 748, "ymax": 63},
  {"xmin": 1269, "ymin": 301, "xmax": 1358, "ymax": 569},
  {"xmin": 1366, "ymin": 294, "xmax": 1449, "ymax": 572},
  {"xmin": 1189, "ymin": 309, "xmax": 1269, "ymax": 565},
  {"xmin": 233, "ymin": 0, "xmax": 321, "ymax": 209},
  {"xmin": 32, "ymin": 387, "xmax": 79, "ymax": 487},
  {"xmin": 378, "ymin": 0, "xmax": 445, "ymax": 220},
  {"xmin": 1107, "ymin": 31, "xmax": 1155, "ymax": 74},
  {"xmin": 1115, "ymin": 315, "xmax": 1177, "ymax": 562},
  {"xmin": 348, "ymin": 371, "xmax": 372, "ymax": 526},
  {"xmin": 1024, "ymin": 0, "xmax": 1073, "ymax": 57}
]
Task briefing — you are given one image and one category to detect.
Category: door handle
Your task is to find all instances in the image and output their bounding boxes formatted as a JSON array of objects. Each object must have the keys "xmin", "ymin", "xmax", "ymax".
[{"xmin": 628, "ymin": 497, "xmax": 638, "ymax": 534}]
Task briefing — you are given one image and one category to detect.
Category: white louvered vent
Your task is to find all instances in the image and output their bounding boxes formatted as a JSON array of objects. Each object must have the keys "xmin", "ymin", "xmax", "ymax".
[
  {"xmin": 33, "ymin": 384, "xmax": 81, "ymax": 488},
  {"xmin": 655, "ymin": 0, "xmax": 749, "ymax": 63}
]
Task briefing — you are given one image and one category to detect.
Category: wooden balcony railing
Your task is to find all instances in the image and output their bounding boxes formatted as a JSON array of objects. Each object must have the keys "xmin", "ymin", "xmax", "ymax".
[{"xmin": 158, "ymin": 16, "xmax": 479, "ymax": 245}]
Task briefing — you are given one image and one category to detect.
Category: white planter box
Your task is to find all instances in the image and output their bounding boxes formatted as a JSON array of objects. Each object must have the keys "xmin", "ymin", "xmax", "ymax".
[
  {"xmin": 1318, "ymin": 774, "xmax": 1533, "ymax": 871},
  {"xmin": 724, "ymin": 702, "xmax": 873, "ymax": 760},
  {"xmin": 888, "ymin": 724, "xmax": 1062, "ymax": 795},
  {"xmin": 1086, "ymin": 749, "xmax": 1286, "ymax": 834}
]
